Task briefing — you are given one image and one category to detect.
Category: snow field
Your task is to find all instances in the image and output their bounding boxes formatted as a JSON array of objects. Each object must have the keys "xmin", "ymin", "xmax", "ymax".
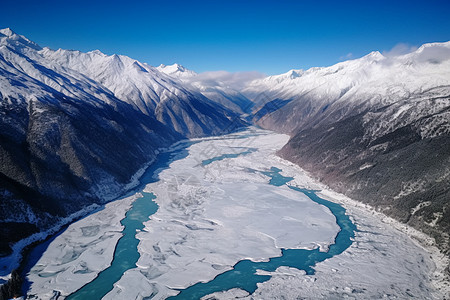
[
  {"xmin": 26, "ymin": 195, "xmax": 137, "ymax": 298},
  {"xmin": 105, "ymin": 128, "xmax": 340, "ymax": 299},
  {"xmin": 23, "ymin": 128, "xmax": 446, "ymax": 299}
]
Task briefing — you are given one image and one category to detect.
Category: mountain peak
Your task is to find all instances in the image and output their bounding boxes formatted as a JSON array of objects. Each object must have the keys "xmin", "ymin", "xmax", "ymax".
[
  {"xmin": 408, "ymin": 41, "xmax": 450, "ymax": 64},
  {"xmin": 363, "ymin": 51, "xmax": 385, "ymax": 61},
  {"xmin": 0, "ymin": 28, "xmax": 15, "ymax": 37},
  {"xmin": 88, "ymin": 49, "xmax": 106, "ymax": 56},
  {"xmin": 0, "ymin": 28, "xmax": 42, "ymax": 51},
  {"xmin": 157, "ymin": 63, "xmax": 197, "ymax": 78}
]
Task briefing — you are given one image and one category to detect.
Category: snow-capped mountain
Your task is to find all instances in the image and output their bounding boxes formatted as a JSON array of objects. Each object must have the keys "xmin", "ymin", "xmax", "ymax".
[
  {"xmin": 0, "ymin": 28, "xmax": 245, "ymax": 259},
  {"xmin": 0, "ymin": 27, "xmax": 182, "ymax": 257},
  {"xmin": 0, "ymin": 27, "xmax": 41, "ymax": 51},
  {"xmin": 246, "ymin": 42, "xmax": 450, "ymax": 252},
  {"xmin": 157, "ymin": 63, "xmax": 197, "ymax": 79},
  {"xmin": 38, "ymin": 48, "xmax": 243, "ymax": 138},
  {"xmin": 245, "ymin": 43, "xmax": 450, "ymax": 133}
]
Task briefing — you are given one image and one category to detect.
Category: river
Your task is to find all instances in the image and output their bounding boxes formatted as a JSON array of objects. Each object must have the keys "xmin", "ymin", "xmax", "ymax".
[{"xmin": 23, "ymin": 127, "xmax": 438, "ymax": 299}]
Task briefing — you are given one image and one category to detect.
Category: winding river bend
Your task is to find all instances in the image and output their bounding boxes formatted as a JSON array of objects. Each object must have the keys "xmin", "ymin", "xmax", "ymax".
[
  {"xmin": 65, "ymin": 143, "xmax": 194, "ymax": 299},
  {"xmin": 66, "ymin": 192, "xmax": 158, "ymax": 300},
  {"xmin": 25, "ymin": 129, "xmax": 357, "ymax": 299},
  {"xmin": 170, "ymin": 168, "xmax": 356, "ymax": 299}
]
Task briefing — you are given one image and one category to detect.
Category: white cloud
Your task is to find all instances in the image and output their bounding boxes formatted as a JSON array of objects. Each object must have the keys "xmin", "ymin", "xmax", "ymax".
[
  {"xmin": 381, "ymin": 42, "xmax": 450, "ymax": 64},
  {"xmin": 339, "ymin": 53, "xmax": 353, "ymax": 60},
  {"xmin": 382, "ymin": 43, "xmax": 418, "ymax": 58},
  {"xmin": 187, "ymin": 70, "xmax": 266, "ymax": 90}
]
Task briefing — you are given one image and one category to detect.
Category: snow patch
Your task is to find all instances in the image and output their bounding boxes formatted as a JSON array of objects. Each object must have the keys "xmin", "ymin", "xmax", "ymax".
[{"xmin": 411, "ymin": 201, "xmax": 432, "ymax": 215}]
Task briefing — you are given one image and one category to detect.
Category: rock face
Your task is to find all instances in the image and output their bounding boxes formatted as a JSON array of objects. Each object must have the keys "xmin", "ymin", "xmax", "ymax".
[
  {"xmin": 0, "ymin": 28, "xmax": 244, "ymax": 258},
  {"xmin": 246, "ymin": 43, "xmax": 450, "ymax": 253}
]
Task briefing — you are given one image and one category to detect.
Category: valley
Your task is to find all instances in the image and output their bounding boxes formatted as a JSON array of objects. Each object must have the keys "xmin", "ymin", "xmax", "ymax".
[
  {"xmin": 24, "ymin": 128, "xmax": 446, "ymax": 299},
  {"xmin": 0, "ymin": 27, "xmax": 449, "ymax": 299}
]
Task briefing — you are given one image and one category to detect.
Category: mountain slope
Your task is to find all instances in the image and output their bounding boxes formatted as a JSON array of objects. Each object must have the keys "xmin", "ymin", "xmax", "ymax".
[
  {"xmin": 247, "ymin": 42, "xmax": 450, "ymax": 253},
  {"xmin": 40, "ymin": 50, "xmax": 242, "ymax": 138},
  {"xmin": 0, "ymin": 28, "xmax": 244, "ymax": 263}
]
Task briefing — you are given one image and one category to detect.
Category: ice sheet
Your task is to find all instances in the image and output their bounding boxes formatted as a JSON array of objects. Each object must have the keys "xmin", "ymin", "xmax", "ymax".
[
  {"xmin": 25, "ymin": 195, "xmax": 137, "ymax": 299},
  {"xmin": 202, "ymin": 161, "xmax": 448, "ymax": 299},
  {"xmin": 24, "ymin": 128, "xmax": 447, "ymax": 299},
  {"xmin": 104, "ymin": 129, "xmax": 340, "ymax": 299}
]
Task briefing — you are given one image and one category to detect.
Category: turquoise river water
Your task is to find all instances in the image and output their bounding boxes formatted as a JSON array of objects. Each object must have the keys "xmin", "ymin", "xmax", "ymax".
[
  {"xmin": 169, "ymin": 167, "xmax": 356, "ymax": 299},
  {"xmin": 24, "ymin": 133, "xmax": 356, "ymax": 299}
]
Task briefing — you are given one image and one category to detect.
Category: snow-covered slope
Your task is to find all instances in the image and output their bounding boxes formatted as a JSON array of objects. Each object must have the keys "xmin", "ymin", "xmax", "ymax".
[
  {"xmin": 38, "ymin": 49, "xmax": 242, "ymax": 138},
  {"xmin": 246, "ymin": 42, "xmax": 450, "ymax": 253},
  {"xmin": 245, "ymin": 43, "xmax": 450, "ymax": 132},
  {"xmin": 0, "ymin": 28, "xmax": 243, "ymax": 259}
]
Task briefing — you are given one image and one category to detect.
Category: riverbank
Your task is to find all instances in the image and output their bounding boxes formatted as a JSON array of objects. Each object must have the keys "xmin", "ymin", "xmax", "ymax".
[
  {"xmin": 249, "ymin": 155, "xmax": 450, "ymax": 299},
  {"xmin": 317, "ymin": 188, "xmax": 450, "ymax": 298},
  {"xmin": 22, "ymin": 139, "xmax": 194, "ymax": 299},
  {"xmin": 24, "ymin": 194, "xmax": 137, "ymax": 298},
  {"xmin": 0, "ymin": 154, "xmax": 159, "ymax": 281}
]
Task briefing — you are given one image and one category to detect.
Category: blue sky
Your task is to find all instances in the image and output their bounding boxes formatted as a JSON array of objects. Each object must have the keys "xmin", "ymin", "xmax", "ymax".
[{"xmin": 2, "ymin": 0, "xmax": 450, "ymax": 74}]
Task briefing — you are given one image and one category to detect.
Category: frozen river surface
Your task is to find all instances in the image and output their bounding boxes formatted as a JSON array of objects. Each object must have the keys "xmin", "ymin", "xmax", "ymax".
[{"xmin": 25, "ymin": 128, "xmax": 444, "ymax": 299}]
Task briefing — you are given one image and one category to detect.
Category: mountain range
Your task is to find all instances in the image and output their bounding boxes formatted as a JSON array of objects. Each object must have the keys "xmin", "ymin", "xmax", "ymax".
[
  {"xmin": 0, "ymin": 28, "xmax": 449, "ymax": 271},
  {"xmin": 245, "ymin": 43, "xmax": 450, "ymax": 254},
  {"xmin": 0, "ymin": 28, "xmax": 247, "ymax": 260}
]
